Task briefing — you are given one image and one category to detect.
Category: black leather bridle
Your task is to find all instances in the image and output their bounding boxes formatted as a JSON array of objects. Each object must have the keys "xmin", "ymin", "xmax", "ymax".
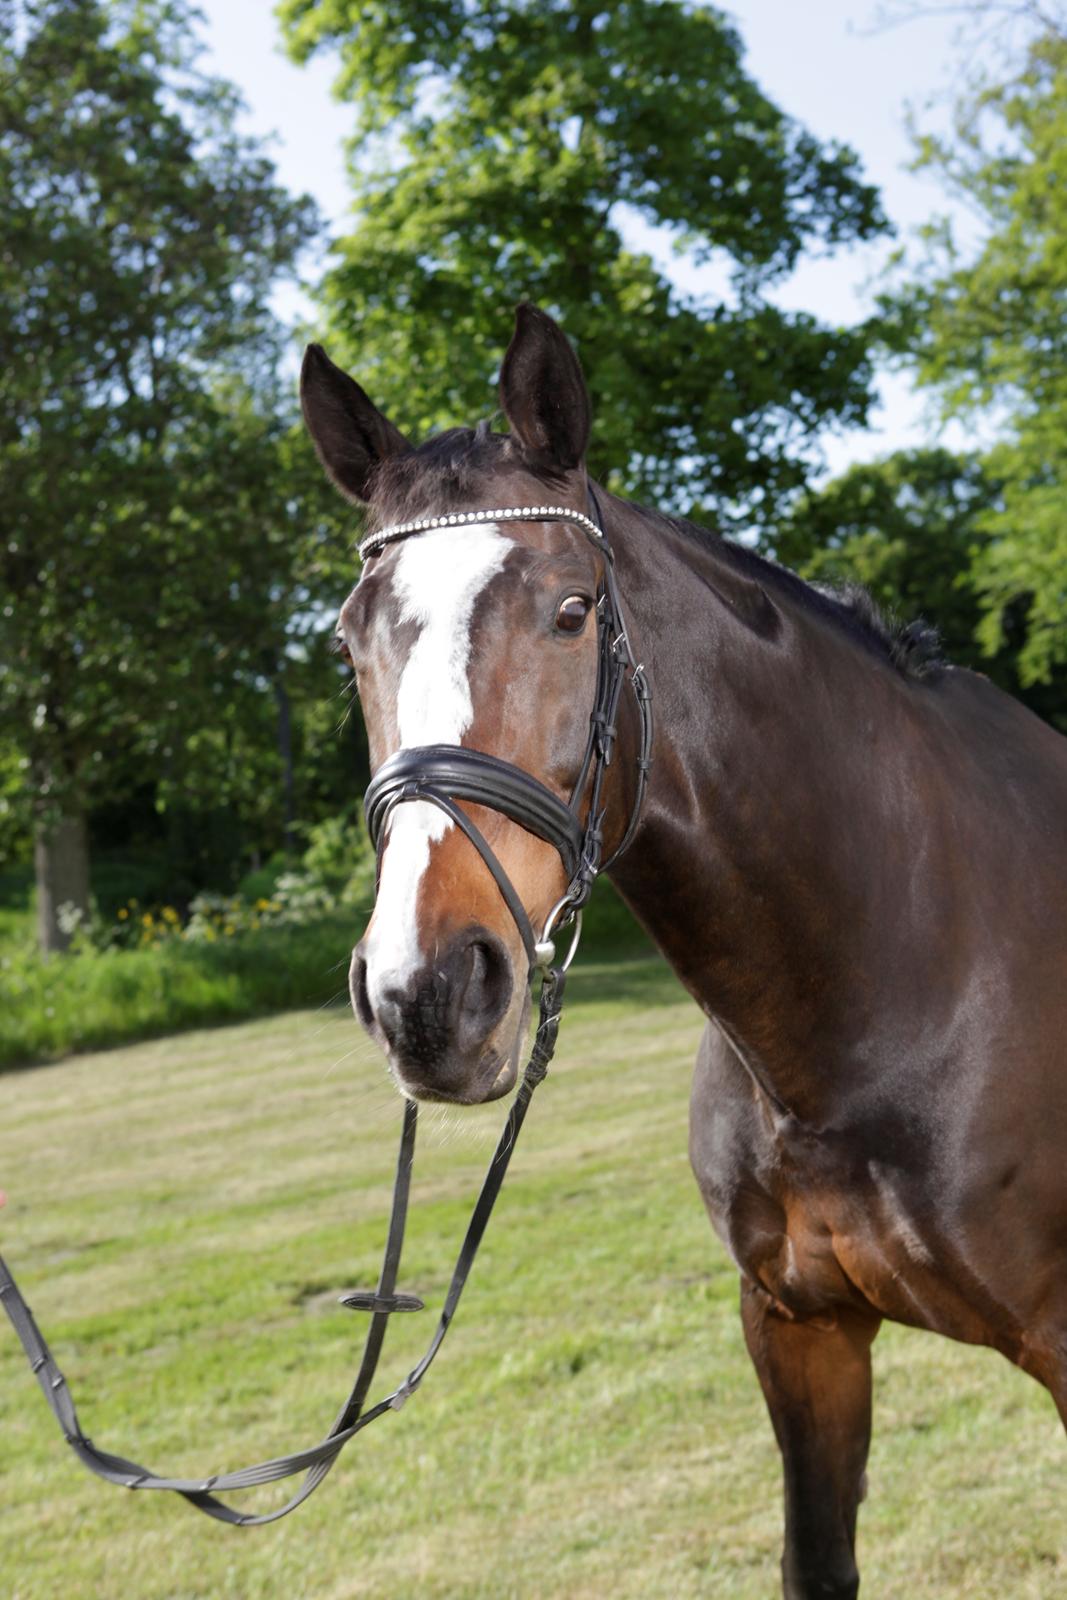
[
  {"xmin": 0, "ymin": 489, "xmax": 653, "ymax": 1526},
  {"xmin": 362, "ymin": 488, "xmax": 653, "ymax": 967}
]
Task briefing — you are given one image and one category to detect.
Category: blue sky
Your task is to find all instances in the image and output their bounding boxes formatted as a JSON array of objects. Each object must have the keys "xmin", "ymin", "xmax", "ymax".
[{"xmin": 198, "ymin": 0, "xmax": 978, "ymax": 478}]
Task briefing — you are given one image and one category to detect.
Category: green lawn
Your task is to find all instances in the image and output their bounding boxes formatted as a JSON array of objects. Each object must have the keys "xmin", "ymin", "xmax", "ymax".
[{"xmin": 2, "ymin": 957, "xmax": 1065, "ymax": 1598}]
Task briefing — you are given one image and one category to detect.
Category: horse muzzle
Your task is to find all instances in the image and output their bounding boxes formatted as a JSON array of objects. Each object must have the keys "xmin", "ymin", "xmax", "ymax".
[{"xmin": 350, "ymin": 927, "xmax": 526, "ymax": 1103}]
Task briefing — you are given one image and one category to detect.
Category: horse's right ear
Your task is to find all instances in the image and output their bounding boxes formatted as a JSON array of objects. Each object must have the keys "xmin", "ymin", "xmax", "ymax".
[
  {"xmin": 300, "ymin": 344, "xmax": 410, "ymax": 504},
  {"xmin": 499, "ymin": 304, "xmax": 591, "ymax": 473}
]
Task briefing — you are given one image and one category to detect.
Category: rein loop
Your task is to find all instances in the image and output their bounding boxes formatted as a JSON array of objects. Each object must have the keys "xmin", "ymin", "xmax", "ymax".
[{"xmin": 0, "ymin": 974, "xmax": 565, "ymax": 1526}]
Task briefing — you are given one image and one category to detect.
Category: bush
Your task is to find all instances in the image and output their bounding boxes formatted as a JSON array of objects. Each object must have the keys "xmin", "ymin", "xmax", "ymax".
[
  {"xmin": 0, "ymin": 912, "xmax": 362, "ymax": 1069},
  {"xmin": 237, "ymin": 852, "xmax": 291, "ymax": 902},
  {"xmin": 0, "ymin": 811, "xmax": 379, "ymax": 1068}
]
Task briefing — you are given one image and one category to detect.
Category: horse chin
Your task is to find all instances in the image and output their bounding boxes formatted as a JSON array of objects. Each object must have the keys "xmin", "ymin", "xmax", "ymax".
[
  {"xmin": 392, "ymin": 1049, "xmax": 517, "ymax": 1106},
  {"xmin": 478, "ymin": 1054, "xmax": 520, "ymax": 1102}
]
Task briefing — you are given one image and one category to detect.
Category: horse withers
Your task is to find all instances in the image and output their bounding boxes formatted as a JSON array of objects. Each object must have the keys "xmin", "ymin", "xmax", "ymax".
[{"xmin": 301, "ymin": 304, "xmax": 1067, "ymax": 1599}]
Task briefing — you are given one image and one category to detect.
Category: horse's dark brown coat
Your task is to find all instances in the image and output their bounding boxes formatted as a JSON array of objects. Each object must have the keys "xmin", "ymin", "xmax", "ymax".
[{"xmin": 302, "ymin": 307, "xmax": 1067, "ymax": 1600}]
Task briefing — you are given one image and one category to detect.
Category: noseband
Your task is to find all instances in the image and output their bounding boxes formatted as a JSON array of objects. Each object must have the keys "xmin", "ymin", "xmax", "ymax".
[
  {"xmin": 0, "ymin": 490, "xmax": 653, "ymax": 1526},
  {"xmin": 362, "ymin": 492, "xmax": 653, "ymax": 968}
]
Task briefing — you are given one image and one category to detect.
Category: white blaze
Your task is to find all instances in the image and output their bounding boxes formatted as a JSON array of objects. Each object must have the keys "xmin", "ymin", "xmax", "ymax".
[{"xmin": 364, "ymin": 521, "xmax": 512, "ymax": 1006}]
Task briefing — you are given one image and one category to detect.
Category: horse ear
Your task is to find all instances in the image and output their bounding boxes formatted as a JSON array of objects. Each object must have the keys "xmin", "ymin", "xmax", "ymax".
[
  {"xmin": 300, "ymin": 344, "xmax": 410, "ymax": 504},
  {"xmin": 498, "ymin": 304, "xmax": 591, "ymax": 472}
]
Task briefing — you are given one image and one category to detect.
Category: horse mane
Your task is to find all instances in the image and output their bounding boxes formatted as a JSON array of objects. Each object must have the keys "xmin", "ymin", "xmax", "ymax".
[
  {"xmin": 649, "ymin": 507, "xmax": 947, "ymax": 684},
  {"xmin": 368, "ymin": 429, "xmax": 946, "ymax": 683},
  {"xmin": 368, "ymin": 426, "xmax": 564, "ymax": 526}
]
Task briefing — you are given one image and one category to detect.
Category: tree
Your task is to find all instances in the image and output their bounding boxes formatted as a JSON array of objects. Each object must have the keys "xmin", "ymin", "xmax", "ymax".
[
  {"xmin": 0, "ymin": 0, "xmax": 325, "ymax": 949},
  {"xmin": 882, "ymin": 7, "xmax": 1067, "ymax": 688},
  {"xmin": 280, "ymin": 0, "xmax": 888, "ymax": 526},
  {"xmin": 140, "ymin": 402, "xmax": 361, "ymax": 877}
]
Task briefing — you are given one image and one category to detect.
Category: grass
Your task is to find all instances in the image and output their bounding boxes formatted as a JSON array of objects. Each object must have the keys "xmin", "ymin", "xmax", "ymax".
[
  {"xmin": 2, "ymin": 956, "xmax": 1066, "ymax": 1598},
  {"xmin": 0, "ymin": 876, "xmax": 649, "ymax": 1071}
]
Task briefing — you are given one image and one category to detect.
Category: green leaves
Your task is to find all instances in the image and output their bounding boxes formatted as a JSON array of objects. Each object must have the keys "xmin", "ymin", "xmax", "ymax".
[
  {"xmin": 280, "ymin": 0, "xmax": 887, "ymax": 530},
  {"xmin": 0, "ymin": 0, "xmax": 352, "ymax": 906},
  {"xmin": 881, "ymin": 23, "xmax": 1067, "ymax": 690},
  {"xmin": 774, "ymin": 449, "xmax": 999, "ymax": 664}
]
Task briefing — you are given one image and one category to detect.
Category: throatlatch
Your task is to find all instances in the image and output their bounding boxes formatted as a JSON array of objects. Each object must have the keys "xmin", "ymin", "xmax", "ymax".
[{"xmin": 0, "ymin": 490, "xmax": 652, "ymax": 1525}]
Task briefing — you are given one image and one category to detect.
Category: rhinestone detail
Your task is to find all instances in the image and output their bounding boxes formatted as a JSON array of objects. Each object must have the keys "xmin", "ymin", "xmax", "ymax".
[{"xmin": 357, "ymin": 505, "xmax": 608, "ymax": 563}]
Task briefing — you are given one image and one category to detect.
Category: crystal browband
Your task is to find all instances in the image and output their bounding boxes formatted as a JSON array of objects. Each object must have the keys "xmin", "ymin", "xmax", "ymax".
[{"xmin": 358, "ymin": 505, "xmax": 611, "ymax": 563}]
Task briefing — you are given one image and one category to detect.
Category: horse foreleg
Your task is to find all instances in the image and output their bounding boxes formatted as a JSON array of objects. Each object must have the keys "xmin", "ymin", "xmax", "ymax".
[{"xmin": 740, "ymin": 1278, "xmax": 880, "ymax": 1600}]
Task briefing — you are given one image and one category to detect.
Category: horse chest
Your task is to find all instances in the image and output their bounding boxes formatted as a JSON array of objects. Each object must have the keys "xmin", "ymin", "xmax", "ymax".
[
  {"xmin": 690, "ymin": 1024, "xmax": 1002, "ymax": 1337},
  {"xmin": 708, "ymin": 1150, "xmax": 970, "ymax": 1340}
]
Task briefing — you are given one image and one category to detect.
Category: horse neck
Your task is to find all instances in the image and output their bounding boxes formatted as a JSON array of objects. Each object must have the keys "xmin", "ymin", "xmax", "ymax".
[{"xmin": 604, "ymin": 499, "xmax": 927, "ymax": 1116}]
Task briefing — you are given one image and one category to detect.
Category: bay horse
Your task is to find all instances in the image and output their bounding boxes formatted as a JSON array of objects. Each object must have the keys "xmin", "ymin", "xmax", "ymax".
[{"xmin": 300, "ymin": 304, "xmax": 1067, "ymax": 1599}]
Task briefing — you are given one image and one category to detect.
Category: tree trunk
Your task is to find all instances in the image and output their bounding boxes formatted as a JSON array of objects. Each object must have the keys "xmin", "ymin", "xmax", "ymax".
[
  {"xmin": 273, "ymin": 669, "xmax": 296, "ymax": 854},
  {"xmin": 35, "ymin": 807, "xmax": 91, "ymax": 954}
]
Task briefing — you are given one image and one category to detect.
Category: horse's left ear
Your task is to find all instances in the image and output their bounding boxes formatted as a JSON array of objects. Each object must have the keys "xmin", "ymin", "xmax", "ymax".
[
  {"xmin": 499, "ymin": 304, "xmax": 591, "ymax": 473},
  {"xmin": 300, "ymin": 343, "xmax": 410, "ymax": 504}
]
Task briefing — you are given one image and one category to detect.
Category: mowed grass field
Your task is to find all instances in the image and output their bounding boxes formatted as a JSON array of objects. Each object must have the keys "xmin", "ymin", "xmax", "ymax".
[{"xmin": 2, "ymin": 955, "xmax": 1066, "ymax": 1599}]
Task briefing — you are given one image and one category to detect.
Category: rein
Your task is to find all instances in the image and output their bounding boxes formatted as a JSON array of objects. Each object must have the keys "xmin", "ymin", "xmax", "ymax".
[{"xmin": 0, "ymin": 492, "xmax": 652, "ymax": 1525}]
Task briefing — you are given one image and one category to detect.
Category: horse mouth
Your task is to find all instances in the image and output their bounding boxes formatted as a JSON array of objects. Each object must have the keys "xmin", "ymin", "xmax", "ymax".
[
  {"xmin": 394, "ymin": 1049, "xmax": 518, "ymax": 1106},
  {"xmin": 485, "ymin": 1056, "xmax": 519, "ymax": 1100}
]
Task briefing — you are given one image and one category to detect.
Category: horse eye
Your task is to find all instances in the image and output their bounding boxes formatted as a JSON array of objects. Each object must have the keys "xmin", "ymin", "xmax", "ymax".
[{"xmin": 555, "ymin": 594, "xmax": 591, "ymax": 634}]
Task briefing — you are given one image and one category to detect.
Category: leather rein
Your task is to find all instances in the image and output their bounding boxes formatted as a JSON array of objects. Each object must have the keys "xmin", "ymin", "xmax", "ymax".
[{"xmin": 0, "ymin": 490, "xmax": 652, "ymax": 1526}]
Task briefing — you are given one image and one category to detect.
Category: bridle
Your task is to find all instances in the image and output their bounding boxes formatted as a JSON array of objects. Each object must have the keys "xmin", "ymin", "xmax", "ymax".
[
  {"xmin": 0, "ymin": 488, "xmax": 653, "ymax": 1526},
  {"xmin": 361, "ymin": 489, "xmax": 653, "ymax": 968}
]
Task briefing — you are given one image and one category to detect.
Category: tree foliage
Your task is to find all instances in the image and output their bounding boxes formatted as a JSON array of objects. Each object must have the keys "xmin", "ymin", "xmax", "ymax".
[
  {"xmin": 775, "ymin": 448, "xmax": 996, "ymax": 659},
  {"xmin": 883, "ymin": 9, "xmax": 1067, "ymax": 684},
  {"xmin": 281, "ymin": 0, "xmax": 888, "ymax": 526},
  {"xmin": 0, "ymin": 0, "xmax": 344, "ymax": 945}
]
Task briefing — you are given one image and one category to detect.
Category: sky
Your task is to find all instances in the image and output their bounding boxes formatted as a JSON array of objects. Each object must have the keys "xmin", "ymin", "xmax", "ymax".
[{"xmin": 197, "ymin": 0, "xmax": 982, "ymax": 480}]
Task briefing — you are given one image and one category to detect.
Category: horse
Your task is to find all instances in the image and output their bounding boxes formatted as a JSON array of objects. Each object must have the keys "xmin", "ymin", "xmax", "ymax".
[{"xmin": 299, "ymin": 303, "xmax": 1067, "ymax": 1599}]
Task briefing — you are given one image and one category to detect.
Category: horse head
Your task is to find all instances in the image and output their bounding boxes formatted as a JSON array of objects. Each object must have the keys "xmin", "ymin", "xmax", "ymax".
[{"xmin": 301, "ymin": 306, "xmax": 642, "ymax": 1104}]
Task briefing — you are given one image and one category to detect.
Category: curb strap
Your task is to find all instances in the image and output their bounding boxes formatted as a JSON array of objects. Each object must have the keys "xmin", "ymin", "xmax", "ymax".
[{"xmin": 0, "ymin": 970, "xmax": 565, "ymax": 1526}]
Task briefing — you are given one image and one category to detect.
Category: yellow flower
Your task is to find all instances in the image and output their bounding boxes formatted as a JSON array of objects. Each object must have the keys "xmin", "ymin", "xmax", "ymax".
[
  {"xmin": 162, "ymin": 906, "xmax": 179, "ymax": 924},
  {"xmin": 256, "ymin": 897, "xmax": 270, "ymax": 910},
  {"xmin": 117, "ymin": 908, "xmax": 128, "ymax": 921},
  {"xmin": 224, "ymin": 924, "xmax": 235, "ymax": 936},
  {"xmin": 142, "ymin": 913, "xmax": 153, "ymax": 927}
]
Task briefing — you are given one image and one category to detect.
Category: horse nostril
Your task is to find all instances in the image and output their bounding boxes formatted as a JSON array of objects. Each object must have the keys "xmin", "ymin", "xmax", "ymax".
[
  {"xmin": 351, "ymin": 946, "xmax": 375, "ymax": 1033},
  {"xmin": 457, "ymin": 934, "xmax": 511, "ymax": 1049},
  {"xmin": 352, "ymin": 929, "xmax": 514, "ymax": 1072}
]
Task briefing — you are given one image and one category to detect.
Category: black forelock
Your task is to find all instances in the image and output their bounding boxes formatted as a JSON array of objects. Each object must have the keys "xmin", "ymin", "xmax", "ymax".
[{"xmin": 366, "ymin": 425, "xmax": 565, "ymax": 529}]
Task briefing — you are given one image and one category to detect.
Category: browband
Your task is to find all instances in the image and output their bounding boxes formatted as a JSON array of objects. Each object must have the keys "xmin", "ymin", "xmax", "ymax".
[{"xmin": 358, "ymin": 504, "xmax": 611, "ymax": 564}]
